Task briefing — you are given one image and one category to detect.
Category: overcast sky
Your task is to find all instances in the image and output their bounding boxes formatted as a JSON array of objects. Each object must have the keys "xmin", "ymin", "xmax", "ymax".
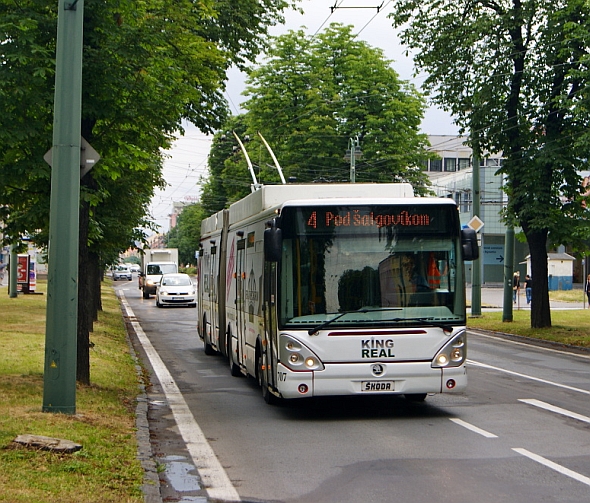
[{"xmin": 149, "ymin": 0, "xmax": 459, "ymax": 232}]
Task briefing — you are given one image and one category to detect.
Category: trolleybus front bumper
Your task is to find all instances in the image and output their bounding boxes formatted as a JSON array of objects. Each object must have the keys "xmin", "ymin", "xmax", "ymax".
[{"xmin": 275, "ymin": 361, "xmax": 466, "ymax": 399}]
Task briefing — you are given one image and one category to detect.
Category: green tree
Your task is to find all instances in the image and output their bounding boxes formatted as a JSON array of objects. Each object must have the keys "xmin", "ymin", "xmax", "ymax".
[
  {"xmin": 390, "ymin": 0, "xmax": 590, "ymax": 328},
  {"xmin": 202, "ymin": 24, "xmax": 433, "ymax": 206},
  {"xmin": 200, "ymin": 115, "xmax": 251, "ymax": 216},
  {"xmin": 167, "ymin": 203, "xmax": 204, "ymax": 266},
  {"xmin": 0, "ymin": 0, "xmax": 298, "ymax": 383}
]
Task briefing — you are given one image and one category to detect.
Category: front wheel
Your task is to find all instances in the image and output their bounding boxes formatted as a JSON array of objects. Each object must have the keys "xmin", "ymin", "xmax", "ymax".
[{"xmin": 257, "ymin": 349, "xmax": 279, "ymax": 405}]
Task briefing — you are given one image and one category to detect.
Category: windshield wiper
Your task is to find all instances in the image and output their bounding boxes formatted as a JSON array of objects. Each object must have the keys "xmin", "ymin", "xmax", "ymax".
[
  {"xmin": 388, "ymin": 317, "xmax": 455, "ymax": 331},
  {"xmin": 307, "ymin": 308, "xmax": 402, "ymax": 335}
]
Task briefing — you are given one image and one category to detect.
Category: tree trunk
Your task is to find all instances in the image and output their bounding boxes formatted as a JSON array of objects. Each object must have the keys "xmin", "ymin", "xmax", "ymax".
[
  {"xmin": 77, "ymin": 197, "xmax": 91, "ymax": 385},
  {"xmin": 90, "ymin": 251, "xmax": 101, "ymax": 322},
  {"xmin": 526, "ymin": 230, "xmax": 551, "ymax": 328}
]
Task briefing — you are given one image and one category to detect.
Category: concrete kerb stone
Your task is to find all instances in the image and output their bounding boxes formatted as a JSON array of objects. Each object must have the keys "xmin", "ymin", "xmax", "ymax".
[{"xmin": 125, "ymin": 324, "xmax": 163, "ymax": 503}]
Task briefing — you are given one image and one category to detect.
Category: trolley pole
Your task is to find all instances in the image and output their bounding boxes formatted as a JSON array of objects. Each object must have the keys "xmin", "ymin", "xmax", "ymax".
[{"xmin": 42, "ymin": 0, "xmax": 85, "ymax": 414}]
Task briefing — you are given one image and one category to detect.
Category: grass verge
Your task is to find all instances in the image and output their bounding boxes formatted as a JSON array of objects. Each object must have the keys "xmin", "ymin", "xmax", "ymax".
[
  {"xmin": 0, "ymin": 281, "xmax": 144, "ymax": 503},
  {"xmin": 467, "ymin": 287, "xmax": 590, "ymax": 348},
  {"xmin": 467, "ymin": 309, "xmax": 590, "ymax": 348}
]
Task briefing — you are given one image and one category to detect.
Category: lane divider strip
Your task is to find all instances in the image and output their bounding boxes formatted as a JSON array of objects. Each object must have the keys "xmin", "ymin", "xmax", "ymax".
[
  {"xmin": 512, "ymin": 448, "xmax": 590, "ymax": 487},
  {"xmin": 519, "ymin": 398, "xmax": 590, "ymax": 424},
  {"xmin": 467, "ymin": 360, "xmax": 590, "ymax": 396},
  {"xmin": 449, "ymin": 418, "xmax": 498, "ymax": 438}
]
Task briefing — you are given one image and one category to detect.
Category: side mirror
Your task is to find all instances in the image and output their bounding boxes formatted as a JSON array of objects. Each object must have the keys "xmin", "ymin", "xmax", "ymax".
[
  {"xmin": 264, "ymin": 226, "xmax": 282, "ymax": 262},
  {"xmin": 461, "ymin": 228, "xmax": 479, "ymax": 261}
]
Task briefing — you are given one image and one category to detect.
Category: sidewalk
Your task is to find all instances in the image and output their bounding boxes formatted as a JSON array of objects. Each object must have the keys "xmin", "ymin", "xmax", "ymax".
[{"xmin": 466, "ymin": 285, "xmax": 587, "ymax": 311}]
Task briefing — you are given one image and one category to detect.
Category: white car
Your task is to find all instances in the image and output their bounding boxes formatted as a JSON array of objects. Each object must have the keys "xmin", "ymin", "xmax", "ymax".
[
  {"xmin": 155, "ymin": 273, "xmax": 197, "ymax": 308},
  {"xmin": 128, "ymin": 264, "xmax": 141, "ymax": 273},
  {"xmin": 113, "ymin": 265, "xmax": 133, "ymax": 281}
]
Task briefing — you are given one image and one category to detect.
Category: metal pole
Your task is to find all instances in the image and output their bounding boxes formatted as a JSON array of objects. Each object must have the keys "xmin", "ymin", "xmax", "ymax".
[
  {"xmin": 9, "ymin": 245, "xmax": 17, "ymax": 298},
  {"xmin": 349, "ymin": 138, "xmax": 356, "ymax": 183},
  {"xmin": 42, "ymin": 0, "xmax": 84, "ymax": 414},
  {"xmin": 502, "ymin": 226, "xmax": 515, "ymax": 322},
  {"xmin": 471, "ymin": 147, "xmax": 482, "ymax": 316}
]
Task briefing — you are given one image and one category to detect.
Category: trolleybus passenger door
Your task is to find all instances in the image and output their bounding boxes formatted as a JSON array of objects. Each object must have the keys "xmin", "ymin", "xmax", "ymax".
[
  {"xmin": 263, "ymin": 262, "xmax": 278, "ymax": 391},
  {"xmin": 236, "ymin": 238, "xmax": 246, "ymax": 363},
  {"xmin": 209, "ymin": 245, "xmax": 218, "ymax": 347}
]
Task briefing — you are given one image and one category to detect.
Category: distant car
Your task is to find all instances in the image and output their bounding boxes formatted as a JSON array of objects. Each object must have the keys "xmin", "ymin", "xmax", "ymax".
[
  {"xmin": 113, "ymin": 265, "xmax": 133, "ymax": 281},
  {"xmin": 155, "ymin": 273, "xmax": 197, "ymax": 308},
  {"xmin": 128, "ymin": 264, "xmax": 141, "ymax": 273}
]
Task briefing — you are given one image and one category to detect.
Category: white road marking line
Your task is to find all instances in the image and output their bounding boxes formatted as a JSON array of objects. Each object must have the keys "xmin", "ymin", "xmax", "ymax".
[
  {"xmin": 449, "ymin": 418, "xmax": 498, "ymax": 438},
  {"xmin": 119, "ymin": 292, "xmax": 241, "ymax": 502},
  {"xmin": 513, "ymin": 448, "xmax": 590, "ymax": 487},
  {"xmin": 467, "ymin": 360, "xmax": 590, "ymax": 396},
  {"xmin": 519, "ymin": 398, "xmax": 590, "ymax": 424}
]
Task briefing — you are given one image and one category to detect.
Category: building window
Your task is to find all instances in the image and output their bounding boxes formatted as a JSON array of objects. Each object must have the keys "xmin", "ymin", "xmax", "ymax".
[
  {"xmin": 430, "ymin": 159, "xmax": 442, "ymax": 172},
  {"xmin": 458, "ymin": 158, "xmax": 470, "ymax": 171},
  {"xmin": 444, "ymin": 158, "xmax": 457, "ymax": 172},
  {"xmin": 463, "ymin": 192, "xmax": 472, "ymax": 213}
]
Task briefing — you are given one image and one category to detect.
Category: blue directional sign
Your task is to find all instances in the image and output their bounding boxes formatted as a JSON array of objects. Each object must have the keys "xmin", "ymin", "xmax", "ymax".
[{"xmin": 483, "ymin": 244, "xmax": 504, "ymax": 265}]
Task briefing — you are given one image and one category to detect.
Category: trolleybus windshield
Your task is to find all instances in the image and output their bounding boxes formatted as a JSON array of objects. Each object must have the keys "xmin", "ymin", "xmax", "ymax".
[{"xmin": 278, "ymin": 204, "xmax": 466, "ymax": 329}]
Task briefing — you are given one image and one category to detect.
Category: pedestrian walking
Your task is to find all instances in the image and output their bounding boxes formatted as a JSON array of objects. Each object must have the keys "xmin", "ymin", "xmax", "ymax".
[
  {"xmin": 585, "ymin": 273, "xmax": 590, "ymax": 308},
  {"xmin": 512, "ymin": 271, "xmax": 520, "ymax": 303},
  {"xmin": 525, "ymin": 274, "xmax": 532, "ymax": 305},
  {"xmin": 0, "ymin": 262, "xmax": 6, "ymax": 286}
]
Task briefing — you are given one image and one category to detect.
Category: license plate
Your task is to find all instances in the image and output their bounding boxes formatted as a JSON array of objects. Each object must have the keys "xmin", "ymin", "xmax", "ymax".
[
  {"xmin": 361, "ymin": 380, "xmax": 395, "ymax": 392},
  {"xmin": 172, "ymin": 296, "xmax": 184, "ymax": 301}
]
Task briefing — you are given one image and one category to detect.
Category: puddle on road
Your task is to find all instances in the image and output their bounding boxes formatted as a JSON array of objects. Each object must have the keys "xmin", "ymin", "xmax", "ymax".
[{"xmin": 161, "ymin": 454, "xmax": 208, "ymax": 503}]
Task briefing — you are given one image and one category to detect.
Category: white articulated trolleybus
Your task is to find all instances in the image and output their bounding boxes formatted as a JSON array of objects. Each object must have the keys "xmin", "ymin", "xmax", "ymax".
[{"xmin": 197, "ymin": 183, "xmax": 478, "ymax": 404}]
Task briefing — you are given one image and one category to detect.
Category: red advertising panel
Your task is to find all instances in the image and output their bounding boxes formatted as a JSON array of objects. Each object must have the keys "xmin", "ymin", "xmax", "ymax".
[{"xmin": 17, "ymin": 254, "xmax": 29, "ymax": 284}]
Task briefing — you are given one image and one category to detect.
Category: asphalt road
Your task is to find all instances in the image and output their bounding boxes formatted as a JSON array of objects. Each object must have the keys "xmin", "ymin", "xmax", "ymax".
[{"xmin": 115, "ymin": 279, "xmax": 590, "ymax": 503}]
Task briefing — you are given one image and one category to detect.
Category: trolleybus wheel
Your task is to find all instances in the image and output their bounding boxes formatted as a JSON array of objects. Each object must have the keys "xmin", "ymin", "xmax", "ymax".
[
  {"xmin": 227, "ymin": 331, "xmax": 241, "ymax": 377},
  {"xmin": 203, "ymin": 316, "xmax": 216, "ymax": 355},
  {"xmin": 257, "ymin": 349, "xmax": 279, "ymax": 405}
]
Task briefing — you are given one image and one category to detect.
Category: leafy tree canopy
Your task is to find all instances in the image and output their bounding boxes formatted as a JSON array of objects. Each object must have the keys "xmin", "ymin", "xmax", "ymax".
[
  {"xmin": 166, "ymin": 203, "xmax": 204, "ymax": 266},
  {"xmin": 201, "ymin": 23, "xmax": 433, "ymax": 210},
  {"xmin": 0, "ymin": 0, "xmax": 298, "ymax": 259},
  {"xmin": 389, "ymin": 0, "xmax": 590, "ymax": 327}
]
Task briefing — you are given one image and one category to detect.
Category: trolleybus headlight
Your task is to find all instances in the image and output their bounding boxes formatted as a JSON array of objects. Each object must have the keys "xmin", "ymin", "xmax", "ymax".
[
  {"xmin": 432, "ymin": 330, "xmax": 466, "ymax": 368},
  {"xmin": 279, "ymin": 334, "xmax": 325, "ymax": 371},
  {"xmin": 304, "ymin": 357, "xmax": 317, "ymax": 368}
]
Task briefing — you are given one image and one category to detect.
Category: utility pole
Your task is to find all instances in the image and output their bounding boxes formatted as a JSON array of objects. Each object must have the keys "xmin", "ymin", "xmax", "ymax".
[
  {"xmin": 42, "ymin": 0, "xmax": 85, "ymax": 414},
  {"xmin": 471, "ymin": 141, "xmax": 482, "ymax": 316},
  {"xmin": 345, "ymin": 136, "xmax": 362, "ymax": 183},
  {"xmin": 9, "ymin": 245, "xmax": 17, "ymax": 298},
  {"xmin": 502, "ymin": 225, "xmax": 515, "ymax": 322}
]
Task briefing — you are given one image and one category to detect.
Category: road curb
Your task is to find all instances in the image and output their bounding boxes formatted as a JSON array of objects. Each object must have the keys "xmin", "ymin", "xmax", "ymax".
[{"xmin": 125, "ymin": 322, "xmax": 163, "ymax": 503}]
